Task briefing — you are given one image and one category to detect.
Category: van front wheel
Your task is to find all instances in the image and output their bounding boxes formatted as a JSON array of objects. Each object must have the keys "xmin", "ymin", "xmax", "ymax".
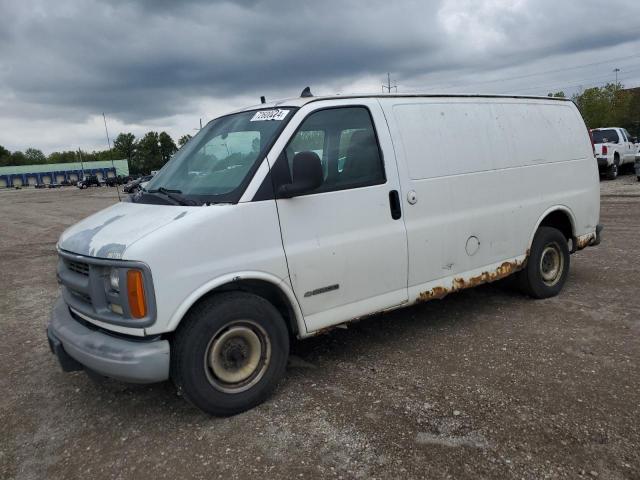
[
  {"xmin": 171, "ymin": 292, "xmax": 289, "ymax": 416},
  {"xmin": 518, "ymin": 227, "xmax": 570, "ymax": 299}
]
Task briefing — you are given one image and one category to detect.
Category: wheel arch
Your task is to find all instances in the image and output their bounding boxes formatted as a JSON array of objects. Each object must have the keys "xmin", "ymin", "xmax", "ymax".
[
  {"xmin": 166, "ymin": 272, "xmax": 306, "ymax": 338},
  {"xmin": 528, "ymin": 206, "xmax": 576, "ymax": 252}
]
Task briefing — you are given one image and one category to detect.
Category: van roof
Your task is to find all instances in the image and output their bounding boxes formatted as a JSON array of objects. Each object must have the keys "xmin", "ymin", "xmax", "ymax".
[{"xmin": 237, "ymin": 93, "xmax": 573, "ymax": 112}]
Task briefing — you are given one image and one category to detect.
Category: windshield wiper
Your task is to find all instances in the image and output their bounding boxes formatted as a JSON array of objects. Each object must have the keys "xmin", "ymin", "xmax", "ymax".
[{"xmin": 146, "ymin": 187, "xmax": 200, "ymax": 206}]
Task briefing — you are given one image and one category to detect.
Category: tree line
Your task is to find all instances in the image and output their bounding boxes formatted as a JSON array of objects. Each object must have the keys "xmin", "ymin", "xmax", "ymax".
[
  {"xmin": 1, "ymin": 84, "xmax": 639, "ymax": 172},
  {"xmin": 0, "ymin": 131, "xmax": 193, "ymax": 175},
  {"xmin": 549, "ymin": 83, "xmax": 640, "ymax": 137}
]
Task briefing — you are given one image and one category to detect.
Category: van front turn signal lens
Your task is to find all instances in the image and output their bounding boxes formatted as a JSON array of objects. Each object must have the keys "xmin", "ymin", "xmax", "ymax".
[{"xmin": 126, "ymin": 269, "xmax": 147, "ymax": 319}]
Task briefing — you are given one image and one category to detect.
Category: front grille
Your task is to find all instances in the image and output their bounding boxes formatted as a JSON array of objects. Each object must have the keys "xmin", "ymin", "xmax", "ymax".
[
  {"xmin": 70, "ymin": 289, "xmax": 91, "ymax": 304},
  {"xmin": 67, "ymin": 260, "xmax": 89, "ymax": 276}
]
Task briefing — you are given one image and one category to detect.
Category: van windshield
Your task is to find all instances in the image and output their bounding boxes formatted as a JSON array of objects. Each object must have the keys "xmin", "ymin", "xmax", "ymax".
[
  {"xmin": 592, "ymin": 129, "xmax": 619, "ymax": 144},
  {"xmin": 142, "ymin": 109, "xmax": 293, "ymax": 204}
]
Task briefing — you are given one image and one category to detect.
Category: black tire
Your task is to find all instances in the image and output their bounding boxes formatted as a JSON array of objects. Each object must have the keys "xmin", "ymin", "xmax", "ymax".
[
  {"xmin": 517, "ymin": 226, "xmax": 570, "ymax": 299},
  {"xmin": 170, "ymin": 292, "xmax": 289, "ymax": 416},
  {"xmin": 605, "ymin": 157, "xmax": 619, "ymax": 180}
]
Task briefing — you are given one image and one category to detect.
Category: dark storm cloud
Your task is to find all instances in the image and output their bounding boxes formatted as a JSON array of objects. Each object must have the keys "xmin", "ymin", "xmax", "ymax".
[
  {"xmin": 1, "ymin": 0, "xmax": 640, "ymax": 151},
  {"xmin": 0, "ymin": 0, "xmax": 446, "ymax": 121}
]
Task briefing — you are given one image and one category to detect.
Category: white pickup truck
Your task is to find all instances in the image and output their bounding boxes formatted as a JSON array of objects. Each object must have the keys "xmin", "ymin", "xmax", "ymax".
[{"xmin": 592, "ymin": 127, "xmax": 637, "ymax": 179}]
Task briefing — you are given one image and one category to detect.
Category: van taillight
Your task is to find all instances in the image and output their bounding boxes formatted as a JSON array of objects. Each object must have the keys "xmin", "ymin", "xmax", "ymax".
[{"xmin": 602, "ymin": 145, "xmax": 608, "ymax": 155}]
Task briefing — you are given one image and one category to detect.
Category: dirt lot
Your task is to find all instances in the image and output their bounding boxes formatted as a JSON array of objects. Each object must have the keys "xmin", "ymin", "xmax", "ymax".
[{"xmin": 1, "ymin": 177, "xmax": 639, "ymax": 480}]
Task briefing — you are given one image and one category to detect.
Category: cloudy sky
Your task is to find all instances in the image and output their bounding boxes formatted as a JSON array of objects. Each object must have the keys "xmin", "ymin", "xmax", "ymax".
[{"xmin": 1, "ymin": 0, "xmax": 639, "ymax": 154}]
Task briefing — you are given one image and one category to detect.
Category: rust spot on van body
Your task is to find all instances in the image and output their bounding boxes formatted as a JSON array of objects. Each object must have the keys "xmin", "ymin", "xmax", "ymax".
[
  {"xmin": 311, "ymin": 256, "xmax": 528, "ymax": 337},
  {"xmin": 418, "ymin": 286, "xmax": 449, "ymax": 301},
  {"xmin": 575, "ymin": 233, "xmax": 595, "ymax": 251},
  {"xmin": 418, "ymin": 258, "xmax": 526, "ymax": 303}
]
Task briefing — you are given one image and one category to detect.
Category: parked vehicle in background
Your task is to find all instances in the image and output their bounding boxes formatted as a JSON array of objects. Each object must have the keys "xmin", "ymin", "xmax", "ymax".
[
  {"xmin": 122, "ymin": 177, "xmax": 137, "ymax": 193},
  {"xmin": 592, "ymin": 127, "xmax": 637, "ymax": 180},
  {"xmin": 77, "ymin": 175, "xmax": 101, "ymax": 189},
  {"xmin": 105, "ymin": 177, "xmax": 121, "ymax": 187},
  {"xmin": 123, "ymin": 174, "xmax": 153, "ymax": 193},
  {"xmin": 48, "ymin": 93, "xmax": 602, "ymax": 416},
  {"xmin": 139, "ymin": 175, "xmax": 154, "ymax": 191}
]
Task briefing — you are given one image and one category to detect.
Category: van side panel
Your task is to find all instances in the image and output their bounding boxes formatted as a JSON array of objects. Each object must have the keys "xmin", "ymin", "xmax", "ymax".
[
  {"xmin": 379, "ymin": 97, "xmax": 599, "ymax": 301},
  {"xmin": 124, "ymin": 200, "xmax": 293, "ymax": 336},
  {"xmin": 490, "ymin": 102, "xmax": 599, "ymax": 250}
]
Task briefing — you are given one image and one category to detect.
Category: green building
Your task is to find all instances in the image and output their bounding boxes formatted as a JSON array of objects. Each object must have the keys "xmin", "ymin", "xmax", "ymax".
[{"xmin": 0, "ymin": 159, "xmax": 129, "ymax": 188}]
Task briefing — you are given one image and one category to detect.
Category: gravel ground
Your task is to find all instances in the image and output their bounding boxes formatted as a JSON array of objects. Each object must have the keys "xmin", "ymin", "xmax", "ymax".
[{"xmin": 1, "ymin": 176, "xmax": 639, "ymax": 480}]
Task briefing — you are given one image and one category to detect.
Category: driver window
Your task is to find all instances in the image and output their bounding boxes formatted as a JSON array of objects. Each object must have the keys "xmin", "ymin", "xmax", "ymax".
[
  {"xmin": 283, "ymin": 107, "xmax": 385, "ymax": 193},
  {"xmin": 287, "ymin": 130, "xmax": 326, "ymax": 178}
]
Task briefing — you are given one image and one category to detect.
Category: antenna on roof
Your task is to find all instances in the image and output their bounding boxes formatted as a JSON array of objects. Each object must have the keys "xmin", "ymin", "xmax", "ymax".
[
  {"xmin": 102, "ymin": 112, "xmax": 121, "ymax": 202},
  {"xmin": 260, "ymin": 96, "xmax": 266, "ymax": 104},
  {"xmin": 300, "ymin": 86, "xmax": 313, "ymax": 98}
]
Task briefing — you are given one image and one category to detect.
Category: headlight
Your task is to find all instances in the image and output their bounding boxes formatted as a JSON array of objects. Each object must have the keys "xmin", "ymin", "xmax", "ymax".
[{"xmin": 109, "ymin": 268, "xmax": 120, "ymax": 292}]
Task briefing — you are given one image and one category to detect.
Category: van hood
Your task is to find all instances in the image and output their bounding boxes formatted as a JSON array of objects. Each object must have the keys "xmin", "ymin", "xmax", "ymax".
[{"xmin": 58, "ymin": 202, "xmax": 193, "ymax": 259}]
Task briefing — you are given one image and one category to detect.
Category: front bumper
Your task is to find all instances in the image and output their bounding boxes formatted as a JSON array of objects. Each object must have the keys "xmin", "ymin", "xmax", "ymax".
[{"xmin": 47, "ymin": 296, "xmax": 170, "ymax": 383}]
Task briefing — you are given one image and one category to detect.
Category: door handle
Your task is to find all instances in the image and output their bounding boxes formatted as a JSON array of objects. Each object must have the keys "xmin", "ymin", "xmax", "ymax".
[{"xmin": 389, "ymin": 190, "xmax": 401, "ymax": 220}]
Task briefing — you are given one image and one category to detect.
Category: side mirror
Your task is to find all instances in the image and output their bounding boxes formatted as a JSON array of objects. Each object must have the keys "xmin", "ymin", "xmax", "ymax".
[{"xmin": 277, "ymin": 151, "xmax": 323, "ymax": 198}]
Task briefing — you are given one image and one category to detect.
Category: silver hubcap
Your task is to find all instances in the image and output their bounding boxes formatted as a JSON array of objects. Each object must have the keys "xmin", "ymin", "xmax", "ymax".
[
  {"xmin": 539, "ymin": 244, "xmax": 563, "ymax": 286},
  {"xmin": 205, "ymin": 321, "xmax": 271, "ymax": 393}
]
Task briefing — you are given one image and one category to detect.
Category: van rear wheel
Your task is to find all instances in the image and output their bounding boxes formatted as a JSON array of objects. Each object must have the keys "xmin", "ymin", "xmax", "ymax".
[
  {"xmin": 171, "ymin": 292, "xmax": 289, "ymax": 416},
  {"xmin": 518, "ymin": 226, "xmax": 570, "ymax": 299}
]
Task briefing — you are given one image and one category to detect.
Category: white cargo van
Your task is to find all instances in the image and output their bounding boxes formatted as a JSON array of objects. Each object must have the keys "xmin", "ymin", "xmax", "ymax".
[{"xmin": 48, "ymin": 92, "xmax": 602, "ymax": 415}]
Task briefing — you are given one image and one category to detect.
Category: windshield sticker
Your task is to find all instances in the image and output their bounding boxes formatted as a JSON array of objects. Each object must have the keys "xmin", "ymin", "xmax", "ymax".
[{"xmin": 250, "ymin": 109, "xmax": 289, "ymax": 121}]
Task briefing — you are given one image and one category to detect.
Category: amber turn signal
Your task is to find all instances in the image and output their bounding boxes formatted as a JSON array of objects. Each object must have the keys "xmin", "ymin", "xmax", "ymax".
[{"xmin": 126, "ymin": 269, "xmax": 147, "ymax": 318}]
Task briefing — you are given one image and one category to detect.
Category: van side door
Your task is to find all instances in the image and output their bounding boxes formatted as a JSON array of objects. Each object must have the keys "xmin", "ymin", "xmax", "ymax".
[
  {"xmin": 271, "ymin": 100, "xmax": 409, "ymax": 333},
  {"xmin": 378, "ymin": 98, "xmax": 512, "ymax": 300}
]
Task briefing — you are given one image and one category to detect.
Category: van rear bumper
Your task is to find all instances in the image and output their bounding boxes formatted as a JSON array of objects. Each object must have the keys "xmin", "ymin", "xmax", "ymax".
[
  {"xmin": 47, "ymin": 296, "xmax": 170, "ymax": 383},
  {"xmin": 593, "ymin": 224, "xmax": 603, "ymax": 246}
]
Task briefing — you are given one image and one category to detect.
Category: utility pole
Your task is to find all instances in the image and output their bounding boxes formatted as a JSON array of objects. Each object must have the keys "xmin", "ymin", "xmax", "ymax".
[
  {"xmin": 612, "ymin": 68, "xmax": 621, "ymax": 110},
  {"xmin": 77, "ymin": 148, "xmax": 85, "ymax": 180},
  {"xmin": 382, "ymin": 72, "xmax": 397, "ymax": 93},
  {"xmin": 102, "ymin": 112, "xmax": 122, "ymax": 201}
]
